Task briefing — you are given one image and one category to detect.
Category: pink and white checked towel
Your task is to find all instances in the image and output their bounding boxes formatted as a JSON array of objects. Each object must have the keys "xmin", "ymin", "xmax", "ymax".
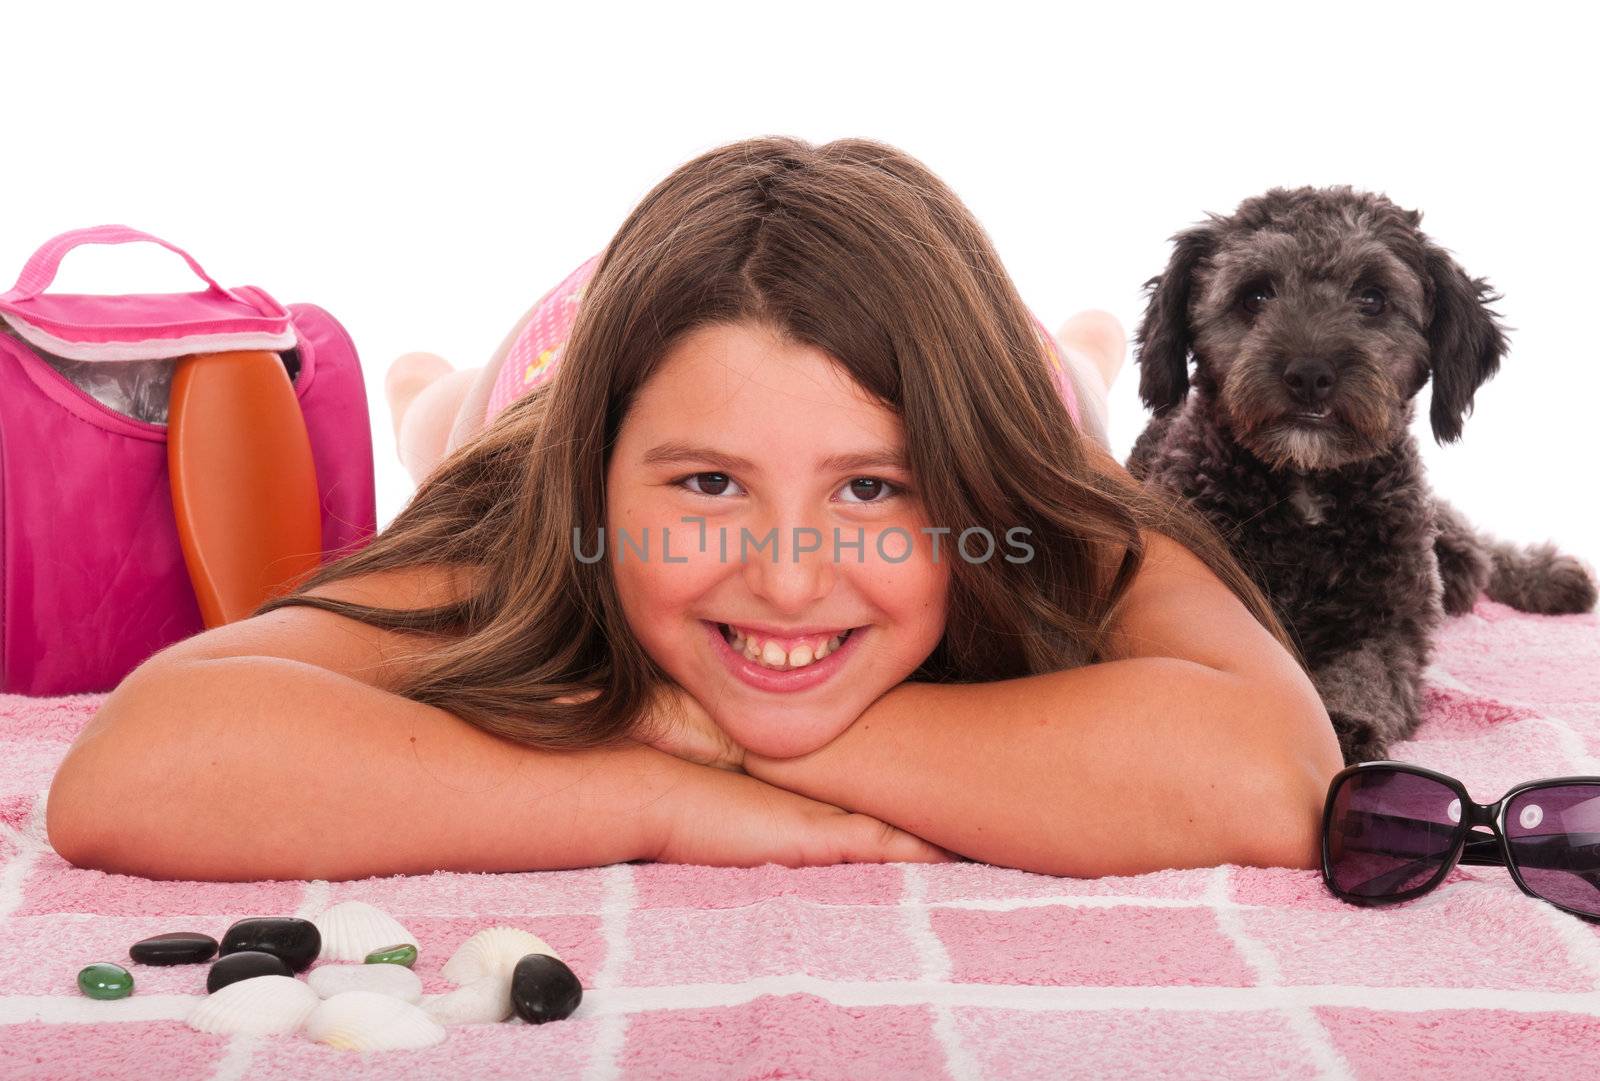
[{"xmin": 2, "ymin": 597, "xmax": 1598, "ymax": 1079}]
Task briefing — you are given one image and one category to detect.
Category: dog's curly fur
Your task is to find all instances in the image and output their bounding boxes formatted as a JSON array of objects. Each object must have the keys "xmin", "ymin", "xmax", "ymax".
[{"xmin": 1126, "ymin": 185, "xmax": 1598, "ymax": 766}]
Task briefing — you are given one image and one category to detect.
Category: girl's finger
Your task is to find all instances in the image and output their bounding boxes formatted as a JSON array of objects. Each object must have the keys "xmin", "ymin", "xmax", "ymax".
[{"xmin": 840, "ymin": 814, "xmax": 962, "ymax": 864}]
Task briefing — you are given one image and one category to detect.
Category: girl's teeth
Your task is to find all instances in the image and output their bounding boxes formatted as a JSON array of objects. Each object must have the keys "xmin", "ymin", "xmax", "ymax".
[{"xmin": 723, "ymin": 624, "xmax": 848, "ymax": 670}]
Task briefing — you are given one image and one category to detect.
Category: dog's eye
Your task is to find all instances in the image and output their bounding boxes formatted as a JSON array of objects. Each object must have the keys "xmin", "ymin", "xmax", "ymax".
[
  {"xmin": 1355, "ymin": 287, "xmax": 1388, "ymax": 316},
  {"xmin": 1239, "ymin": 284, "xmax": 1275, "ymax": 316}
]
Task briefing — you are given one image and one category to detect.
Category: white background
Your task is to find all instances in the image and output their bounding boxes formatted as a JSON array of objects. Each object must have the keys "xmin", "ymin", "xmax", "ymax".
[{"xmin": 5, "ymin": 1, "xmax": 1596, "ymax": 574}]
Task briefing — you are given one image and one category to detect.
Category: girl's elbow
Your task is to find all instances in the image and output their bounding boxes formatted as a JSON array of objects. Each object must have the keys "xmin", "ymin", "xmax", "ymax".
[
  {"xmin": 1263, "ymin": 712, "xmax": 1341, "ymax": 871},
  {"xmin": 45, "ymin": 669, "xmax": 194, "ymax": 877},
  {"xmin": 1215, "ymin": 765, "xmax": 1325, "ymax": 873},
  {"xmin": 1262, "ymin": 768, "xmax": 1328, "ymax": 871},
  {"xmin": 45, "ymin": 753, "xmax": 125, "ymax": 874},
  {"xmin": 47, "ymin": 751, "xmax": 147, "ymax": 875},
  {"xmin": 1224, "ymin": 677, "xmax": 1339, "ymax": 872},
  {"xmin": 45, "ymin": 766, "xmax": 92, "ymax": 870}
]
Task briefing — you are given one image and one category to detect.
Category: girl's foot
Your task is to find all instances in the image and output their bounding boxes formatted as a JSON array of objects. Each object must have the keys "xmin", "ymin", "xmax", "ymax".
[
  {"xmin": 1056, "ymin": 310, "xmax": 1127, "ymax": 394},
  {"xmin": 385, "ymin": 351, "xmax": 454, "ymax": 441},
  {"xmin": 386, "ymin": 352, "xmax": 484, "ymax": 486}
]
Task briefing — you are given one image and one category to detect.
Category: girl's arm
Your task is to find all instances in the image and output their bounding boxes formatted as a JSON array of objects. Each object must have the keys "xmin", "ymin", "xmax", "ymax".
[
  {"xmin": 45, "ymin": 655, "xmax": 950, "ymax": 882},
  {"xmin": 743, "ymin": 532, "xmax": 1347, "ymax": 878}
]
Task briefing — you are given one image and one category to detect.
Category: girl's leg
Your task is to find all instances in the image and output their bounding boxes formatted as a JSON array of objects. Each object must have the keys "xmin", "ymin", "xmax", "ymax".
[
  {"xmin": 383, "ymin": 288, "xmax": 552, "ymax": 485},
  {"xmin": 385, "ymin": 354, "xmax": 478, "ymax": 487},
  {"xmin": 1053, "ymin": 310, "xmax": 1126, "ymax": 447},
  {"xmin": 388, "ymin": 302, "xmax": 1128, "ymax": 481},
  {"xmin": 1057, "ymin": 310, "xmax": 1126, "ymax": 391},
  {"xmin": 443, "ymin": 291, "xmax": 550, "ymax": 455}
]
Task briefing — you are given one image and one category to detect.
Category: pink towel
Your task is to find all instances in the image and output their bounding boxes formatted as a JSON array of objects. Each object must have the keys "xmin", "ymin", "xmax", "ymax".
[{"xmin": 2, "ymin": 597, "xmax": 1597, "ymax": 1079}]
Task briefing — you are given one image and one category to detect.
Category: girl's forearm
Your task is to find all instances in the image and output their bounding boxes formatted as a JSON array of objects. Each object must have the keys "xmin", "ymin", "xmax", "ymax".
[
  {"xmin": 743, "ymin": 657, "xmax": 1326, "ymax": 878},
  {"xmin": 48, "ymin": 656, "xmax": 687, "ymax": 881}
]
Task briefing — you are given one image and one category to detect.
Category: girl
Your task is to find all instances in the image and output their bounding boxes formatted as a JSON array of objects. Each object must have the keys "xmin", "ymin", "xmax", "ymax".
[
  {"xmin": 385, "ymin": 257, "xmax": 1122, "ymax": 491},
  {"xmin": 47, "ymin": 136, "xmax": 1344, "ymax": 883}
]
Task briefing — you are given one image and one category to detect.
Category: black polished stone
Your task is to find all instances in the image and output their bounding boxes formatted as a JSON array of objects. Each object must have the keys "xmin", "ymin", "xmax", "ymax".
[
  {"xmin": 510, "ymin": 953, "xmax": 583, "ymax": 1024},
  {"xmin": 129, "ymin": 932, "xmax": 218, "ymax": 966},
  {"xmin": 206, "ymin": 949, "xmax": 293, "ymax": 993},
  {"xmin": 218, "ymin": 917, "xmax": 321, "ymax": 973}
]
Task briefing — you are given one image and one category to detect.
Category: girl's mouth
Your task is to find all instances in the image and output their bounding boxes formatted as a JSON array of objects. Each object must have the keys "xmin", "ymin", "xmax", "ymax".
[{"xmin": 702, "ymin": 620, "xmax": 866, "ymax": 693}]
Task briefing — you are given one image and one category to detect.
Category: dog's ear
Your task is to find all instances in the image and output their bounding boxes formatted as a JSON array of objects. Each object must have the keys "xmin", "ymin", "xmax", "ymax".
[
  {"xmin": 1135, "ymin": 222, "xmax": 1217, "ymax": 415},
  {"xmin": 1423, "ymin": 242, "xmax": 1508, "ymax": 444}
]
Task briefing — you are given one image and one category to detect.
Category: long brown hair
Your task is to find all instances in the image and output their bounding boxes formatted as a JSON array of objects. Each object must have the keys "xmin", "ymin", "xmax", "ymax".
[{"xmin": 253, "ymin": 135, "xmax": 1305, "ymax": 750}]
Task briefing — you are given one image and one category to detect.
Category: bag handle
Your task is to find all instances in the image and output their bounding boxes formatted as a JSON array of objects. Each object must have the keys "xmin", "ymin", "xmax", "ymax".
[{"xmin": 0, "ymin": 224, "xmax": 243, "ymax": 305}]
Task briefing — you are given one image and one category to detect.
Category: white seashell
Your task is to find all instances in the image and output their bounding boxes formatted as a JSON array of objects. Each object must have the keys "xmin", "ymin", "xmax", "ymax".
[
  {"xmin": 306, "ymin": 962, "xmax": 422, "ymax": 1003},
  {"xmin": 421, "ymin": 973, "xmax": 513, "ymax": 1025},
  {"xmin": 186, "ymin": 974, "xmax": 320, "ymax": 1036},
  {"xmin": 312, "ymin": 901, "xmax": 416, "ymax": 962},
  {"xmin": 304, "ymin": 990, "xmax": 446, "ymax": 1051},
  {"xmin": 440, "ymin": 926, "xmax": 560, "ymax": 986}
]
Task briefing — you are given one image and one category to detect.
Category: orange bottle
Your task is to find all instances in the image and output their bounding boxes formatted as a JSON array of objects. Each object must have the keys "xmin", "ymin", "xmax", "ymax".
[{"xmin": 167, "ymin": 350, "xmax": 323, "ymax": 627}]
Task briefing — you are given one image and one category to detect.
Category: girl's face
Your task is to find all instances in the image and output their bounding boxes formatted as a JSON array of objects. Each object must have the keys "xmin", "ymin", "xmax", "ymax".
[{"xmin": 604, "ymin": 320, "xmax": 950, "ymax": 758}]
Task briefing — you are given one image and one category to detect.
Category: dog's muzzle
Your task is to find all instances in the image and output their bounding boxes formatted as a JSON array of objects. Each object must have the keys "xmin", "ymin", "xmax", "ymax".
[{"xmin": 1282, "ymin": 356, "xmax": 1337, "ymax": 409}]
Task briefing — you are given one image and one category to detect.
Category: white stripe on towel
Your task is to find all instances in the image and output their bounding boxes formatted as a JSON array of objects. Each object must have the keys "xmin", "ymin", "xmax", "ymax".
[
  {"xmin": 904, "ymin": 862, "xmax": 984, "ymax": 1081},
  {"xmin": 581, "ymin": 860, "xmax": 639, "ymax": 1081},
  {"xmin": 1209, "ymin": 864, "xmax": 1355, "ymax": 1080},
  {"xmin": 0, "ymin": 796, "xmax": 50, "ymax": 922}
]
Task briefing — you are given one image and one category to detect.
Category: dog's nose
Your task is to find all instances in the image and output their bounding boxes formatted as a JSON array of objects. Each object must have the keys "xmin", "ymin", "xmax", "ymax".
[{"xmin": 1282, "ymin": 357, "xmax": 1336, "ymax": 407}]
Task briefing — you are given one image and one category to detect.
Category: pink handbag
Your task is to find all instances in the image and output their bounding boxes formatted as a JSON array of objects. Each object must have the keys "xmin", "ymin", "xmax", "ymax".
[{"xmin": 0, "ymin": 225, "xmax": 376, "ymax": 695}]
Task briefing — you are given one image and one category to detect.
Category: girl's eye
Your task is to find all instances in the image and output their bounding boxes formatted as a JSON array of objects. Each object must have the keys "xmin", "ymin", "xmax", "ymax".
[
  {"xmin": 838, "ymin": 477, "xmax": 901, "ymax": 504},
  {"xmin": 678, "ymin": 472, "xmax": 741, "ymax": 497},
  {"xmin": 673, "ymin": 473, "xmax": 903, "ymax": 504}
]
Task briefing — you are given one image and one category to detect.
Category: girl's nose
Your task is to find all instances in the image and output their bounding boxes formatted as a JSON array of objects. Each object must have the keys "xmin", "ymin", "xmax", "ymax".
[{"xmin": 740, "ymin": 518, "xmax": 837, "ymax": 612}]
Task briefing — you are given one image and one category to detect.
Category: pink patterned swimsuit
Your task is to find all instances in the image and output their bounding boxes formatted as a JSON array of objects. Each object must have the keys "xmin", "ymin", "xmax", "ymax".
[{"xmin": 485, "ymin": 252, "xmax": 1083, "ymax": 429}]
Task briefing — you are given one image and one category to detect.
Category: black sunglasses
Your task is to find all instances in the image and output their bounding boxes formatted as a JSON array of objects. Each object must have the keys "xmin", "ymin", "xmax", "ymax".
[{"xmin": 1322, "ymin": 760, "xmax": 1600, "ymax": 923}]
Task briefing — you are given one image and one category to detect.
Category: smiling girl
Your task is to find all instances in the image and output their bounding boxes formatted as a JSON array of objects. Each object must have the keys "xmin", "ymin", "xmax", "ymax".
[{"xmin": 48, "ymin": 136, "xmax": 1344, "ymax": 883}]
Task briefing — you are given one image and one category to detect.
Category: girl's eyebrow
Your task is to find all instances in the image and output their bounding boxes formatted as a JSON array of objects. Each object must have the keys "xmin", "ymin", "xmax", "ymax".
[{"xmin": 642, "ymin": 440, "xmax": 908, "ymax": 474}]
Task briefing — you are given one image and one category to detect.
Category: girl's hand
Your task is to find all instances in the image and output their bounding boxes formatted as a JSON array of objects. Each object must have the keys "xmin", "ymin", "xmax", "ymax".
[
  {"xmin": 651, "ymin": 760, "xmax": 961, "ymax": 867},
  {"xmin": 634, "ymin": 682, "xmax": 747, "ymax": 774},
  {"xmin": 554, "ymin": 683, "xmax": 744, "ymax": 773}
]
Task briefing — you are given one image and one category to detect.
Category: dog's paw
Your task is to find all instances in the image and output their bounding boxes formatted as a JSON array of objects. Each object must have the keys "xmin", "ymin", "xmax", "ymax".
[
  {"xmin": 1439, "ymin": 563, "xmax": 1487, "ymax": 617},
  {"xmin": 1434, "ymin": 538, "xmax": 1491, "ymax": 616},
  {"xmin": 1520, "ymin": 547, "xmax": 1596, "ymax": 615},
  {"xmin": 1487, "ymin": 542, "xmax": 1600, "ymax": 615},
  {"xmin": 1543, "ymin": 553, "xmax": 1600, "ymax": 614},
  {"xmin": 1330, "ymin": 711, "xmax": 1394, "ymax": 767}
]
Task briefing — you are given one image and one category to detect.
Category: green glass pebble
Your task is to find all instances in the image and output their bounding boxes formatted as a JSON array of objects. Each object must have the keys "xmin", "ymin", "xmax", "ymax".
[
  {"xmin": 364, "ymin": 943, "xmax": 417, "ymax": 967},
  {"xmin": 77, "ymin": 963, "xmax": 134, "ymax": 1000}
]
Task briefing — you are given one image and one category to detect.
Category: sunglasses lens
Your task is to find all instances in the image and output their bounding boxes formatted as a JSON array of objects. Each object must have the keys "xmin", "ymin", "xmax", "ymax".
[
  {"xmin": 1326, "ymin": 769, "xmax": 1463, "ymax": 900},
  {"xmin": 1503, "ymin": 783, "xmax": 1600, "ymax": 917}
]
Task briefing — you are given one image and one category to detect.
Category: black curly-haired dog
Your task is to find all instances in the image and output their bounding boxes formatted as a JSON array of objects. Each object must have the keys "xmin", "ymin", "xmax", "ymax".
[{"xmin": 1126, "ymin": 185, "xmax": 1598, "ymax": 766}]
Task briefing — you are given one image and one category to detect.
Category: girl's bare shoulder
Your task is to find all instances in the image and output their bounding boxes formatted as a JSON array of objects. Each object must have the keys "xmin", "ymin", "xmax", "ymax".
[
  {"xmin": 296, "ymin": 562, "xmax": 484, "ymax": 611},
  {"xmin": 1100, "ymin": 528, "xmax": 1293, "ymax": 686},
  {"xmin": 146, "ymin": 563, "xmax": 483, "ymax": 691}
]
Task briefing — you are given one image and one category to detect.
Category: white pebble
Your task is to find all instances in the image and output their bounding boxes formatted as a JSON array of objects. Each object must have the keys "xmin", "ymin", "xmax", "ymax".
[
  {"xmin": 422, "ymin": 973, "xmax": 514, "ymax": 1025},
  {"xmin": 306, "ymin": 962, "xmax": 422, "ymax": 1003}
]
